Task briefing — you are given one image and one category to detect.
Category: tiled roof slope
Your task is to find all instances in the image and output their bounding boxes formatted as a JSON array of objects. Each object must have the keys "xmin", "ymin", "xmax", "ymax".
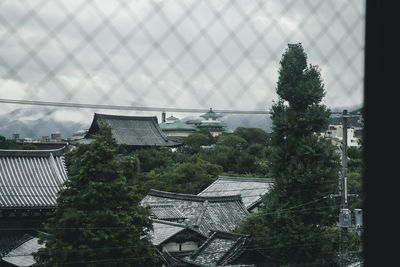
[
  {"xmin": 2, "ymin": 235, "xmax": 44, "ymax": 267},
  {"xmin": 183, "ymin": 231, "xmax": 252, "ymax": 267},
  {"xmin": 0, "ymin": 147, "xmax": 68, "ymax": 208},
  {"xmin": 85, "ymin": 113, "xmax": 182, "ymax": 147},
  {"xmin": 141, "ymin": 190, "xmax": 249, "ymax": 236},
  {"xmin": 198, "ymin": 176, "xmax": 274, "ymax": 211},
  {"xmin": 150, "ymin": 204, "xmax": 186, "ymax": 222},
  {"xmin": 150, "ymin": 219, "xmax": 206, "ymax": 246}
]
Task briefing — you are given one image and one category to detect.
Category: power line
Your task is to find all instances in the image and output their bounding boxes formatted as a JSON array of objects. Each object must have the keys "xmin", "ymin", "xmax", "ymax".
[
  {"xmin": 0, "ymin": 98, "xmax": 271, "ymax": 115},
  {"xmin": 0, "ymin": 98, "xmax": 352, "ymax": 115}
]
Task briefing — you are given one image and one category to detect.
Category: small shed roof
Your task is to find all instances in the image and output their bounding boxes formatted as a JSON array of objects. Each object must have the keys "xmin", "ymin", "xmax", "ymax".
[
  {"xmin": 0, "ymin": 147, "xmax": 68, "ymax": 209},
  {"xmin": 85, "ymin": 113, "xmax": 182, "ymax": 147},
  {"xmin": 142, "ymin": 190, "xmax": 249, "ymax": 236},
  {"xmin": 198, "ymin": 176, "xmax": 274, "ymax": 211}
]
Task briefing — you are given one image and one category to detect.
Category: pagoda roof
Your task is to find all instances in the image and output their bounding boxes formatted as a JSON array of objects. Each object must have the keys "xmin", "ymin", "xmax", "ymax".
[
  {"xmin": 166, "ymin": 115, "xmax": 180, "ymax": 121},
  {"xmin": 0, "ymin": 147, "xmax": 68, "ymax": 209},
  {"xmin": 84, "ymin": 113, "xmax": 182, "ymax": 147},
  {"xmin": 160, "ymin": 120, "xmax": 199, "ymax": 132},
  {"xmin": 200, "ymin": 108, "xmax": 223, "ymax": 120}
]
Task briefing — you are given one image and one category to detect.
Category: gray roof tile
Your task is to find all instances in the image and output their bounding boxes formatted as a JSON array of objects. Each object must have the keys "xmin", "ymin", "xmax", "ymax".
[
  {"xmin": 183, "ymin": 231, "xmax": 250, "ymax": 267},
  {"xmin": 85, "ymin": 113, "xmax": 182, "ymax": 147},
  {"xmin": 2, "ymin": 235, "xmax": 44, "ymax": 266},
  {"xmin": 198, "ymin": 176, "xmax": 274, "ymax": 210},
  {"xmin": 142, "ymin": 190, "xmax": 249, "ymax": 236},
  {"xmin": 0, "ymin": 147, "xmax": 68, "ymax": 208}
]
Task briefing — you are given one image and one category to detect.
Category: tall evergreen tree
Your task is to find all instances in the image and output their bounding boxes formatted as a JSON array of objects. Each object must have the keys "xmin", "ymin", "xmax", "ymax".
[
  {"xmin": 34, "ymin": 125, "xmax": 158, "ymax": 267},
  {"xmin": 238, "ymin": 43, "xmax": 341, "ymax": 266}
]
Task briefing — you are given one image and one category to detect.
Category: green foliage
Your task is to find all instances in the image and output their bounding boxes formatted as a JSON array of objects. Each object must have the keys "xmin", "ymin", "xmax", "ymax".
[
  {"xmin": 34, "ymin": 125, "xmax": 158, "ymax": 267},
  {"xmin": 0, "ymin": 135, "xmax": 36, "ymax": 150},
  {"xmin": 233, "ymin": 127, "xmax": 270, "ymax": 145},
  {"xmin": 238, "ymin": 43, "xmax": 343, "ymax": 265},
  {"xmin": 131, "ymin": 147, "xmax": 184, "ymax": 172},
  {"xmin": 142, "ymin": 158, "xmax": 222, "ymax": 194},
  {"xmin": 182, "ymin": 131, "xmax": 214, "ymax": 154},
  {"xmin": 216, "ymin": 134, "xmax": 248, "ymax": 149}
]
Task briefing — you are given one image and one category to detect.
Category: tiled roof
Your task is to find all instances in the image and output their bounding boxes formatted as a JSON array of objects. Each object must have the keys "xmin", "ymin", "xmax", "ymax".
[
  {"xmin": 0, "ymin": 231, "xmax": 34, "ymax": 257},
  {"xmin": 150, "ymin": 219, "xmax": 206, "ymax": 246},
  {"xmin": 198, "ymin": 176, "xmax": 274, "ymax": 211},
  {"xmin": 142, "ymin": 190, "xmax": 249, "ymax": 236},
  {"xmin": 85, "ymin": 113, "xmax": 182, "ymax": 147},
  {"xmin": 0, "ymin": 147, "xmax": 68, "ymax": 209},
  {"xmin": 200, "ymin": 108, "xmax": 223, "ymax": 120},
  {"xmin": 150, "ymin": 204, "xmax": 186, "ymax": 221},
  {"xmin": 160, "ymin": 120, "xmax": 198, "ymax": 132},
  {"xmin": 2, "ymin": 234, "xmax": 44, "ymax": 266},
  {"xmin": 183, "ymin": 231, "xmax": 251, "ymax": 267}
]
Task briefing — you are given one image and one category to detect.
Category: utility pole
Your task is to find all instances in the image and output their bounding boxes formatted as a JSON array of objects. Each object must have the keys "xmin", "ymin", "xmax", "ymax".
[{"xmin": 339, "ymin": 109, "xmax": 350, "ymax": 267}]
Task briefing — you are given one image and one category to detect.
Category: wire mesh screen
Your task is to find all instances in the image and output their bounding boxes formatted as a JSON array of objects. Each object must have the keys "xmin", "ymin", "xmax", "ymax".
[{"xmin": 0, "ymin": 0, "xmax": 365, "ymax": 139}]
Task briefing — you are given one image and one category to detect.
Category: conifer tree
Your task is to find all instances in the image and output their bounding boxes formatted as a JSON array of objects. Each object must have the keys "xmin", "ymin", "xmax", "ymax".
[
  {"xmin": 34, "ymin": 125, "xmax": 158, "ymax": 267},
  {"xmin": 238, "ymin": 43, "xmax": 341, "ymax": 266}
]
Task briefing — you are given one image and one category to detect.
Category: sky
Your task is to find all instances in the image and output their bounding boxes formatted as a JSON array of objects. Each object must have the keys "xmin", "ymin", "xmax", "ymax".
[{"xmin": 0, "ymin": 0, "xmax": 365, "ymax": 130}]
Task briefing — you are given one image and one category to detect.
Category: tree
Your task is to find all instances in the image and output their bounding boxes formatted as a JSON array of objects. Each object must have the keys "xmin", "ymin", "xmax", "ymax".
[
  {"xmin": 143, "ymin": 158, "xmax": 222, "ymax": 194},
  {"xmin": 238, "ymin": 43, "xmax": 341, "ymax": 266},
  {"xmin": 233, "ymin": 127, "xmax": 270, "ymax": 145},
  {"xmin": 0, "ymin": 135, "xmax": 36, "ymax": 150},
  {"xmin": 34, "ymin": 125, "xmax": 158, "ymax": 267},
  {"xmin": 182, "ymin": 132, "xmax": 214, "ymax": 154}
]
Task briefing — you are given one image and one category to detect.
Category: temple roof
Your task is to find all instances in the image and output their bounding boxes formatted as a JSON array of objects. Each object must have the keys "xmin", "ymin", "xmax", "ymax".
[
  {"xmin": 198, "ymin": 176, "xmax": 274, "ymax": 211},
  {"xmin": 141, "ymin": 189, "xmax": 249, "ymax": 236},
  {"xmin": 150, "ymin": 204, "xmax": 187, "ymax": 221},
  {"xmin": 1, "ymin": 233, "xmax": 43, "ymax": 266},
  {"xmin": 200, "ymin": 108, "xmax": 223, "ymax": 120},
  {"xmin": 0, "ymin": 147, "xmax": 68, "ymax": 209},
  {"xmin": 160, "ymin": 120, "xmax": 199, "ymax": 132},
  {"xmin": 84, "ymin": 113, "xmax": 182, "ymax": 147},
  {"xmin": 183, "ymin": 230, "xmax": 253, "ymax": 267},
  {"xmin": 150, "ymin": 219, "xmax": 206, "ymax": 246}
]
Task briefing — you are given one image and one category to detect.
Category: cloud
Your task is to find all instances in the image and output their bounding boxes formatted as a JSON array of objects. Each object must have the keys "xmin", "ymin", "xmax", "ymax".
[{"xmin": 0, "ymin": 0, "xmax": 365, "ymax": 124}]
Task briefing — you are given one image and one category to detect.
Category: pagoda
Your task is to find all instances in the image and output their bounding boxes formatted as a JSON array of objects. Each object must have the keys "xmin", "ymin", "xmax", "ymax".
[{"xmin": 197, "ymin": 108, "xmax": 232, "ymax": 137}]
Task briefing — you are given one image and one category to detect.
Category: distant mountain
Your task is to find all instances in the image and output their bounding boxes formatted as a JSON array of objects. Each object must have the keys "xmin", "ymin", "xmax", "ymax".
[{"xmin": 0, "ymin": 107, "xmax": 88, "ymax": 139}]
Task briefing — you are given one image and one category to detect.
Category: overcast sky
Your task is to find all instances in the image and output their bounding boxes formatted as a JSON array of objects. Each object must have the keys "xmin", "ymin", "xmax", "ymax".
[{"xmin": 0, "ymin": 0, "xmax": 365, "ymax": 126}]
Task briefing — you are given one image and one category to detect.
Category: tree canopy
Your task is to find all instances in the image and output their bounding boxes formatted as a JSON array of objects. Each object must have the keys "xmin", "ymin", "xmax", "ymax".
[
  {"xmin": 34, "ymin": 125, "xmax": 158, "ymax": 267},
  {"xmin": 238, "ymin": 43, "xmax": 343, "ymax": 266}
]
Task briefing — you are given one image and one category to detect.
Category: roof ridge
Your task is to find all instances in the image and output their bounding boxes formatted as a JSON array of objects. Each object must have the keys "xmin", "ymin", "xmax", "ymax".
[
  {"xmin": 148, "ymin": 189, "xmax": 243, "ymax": 202},
  {"xmin": 0, "ymin": 146, "xmax": 69, "ymax": 157},
  {"xmin": 152, "ymin": 219, "xmax": 204, "ymax": 237},
  {"xmin": 218, "ymin": 176, "xmax": 275, "ymax": 183},
  {"xmin": 94, "ymin": 113, "xmax": 158, "ymax": 120},
  {"xmin": 152, "ymin": 219, "xmax": 187, "ymax": 228}
]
